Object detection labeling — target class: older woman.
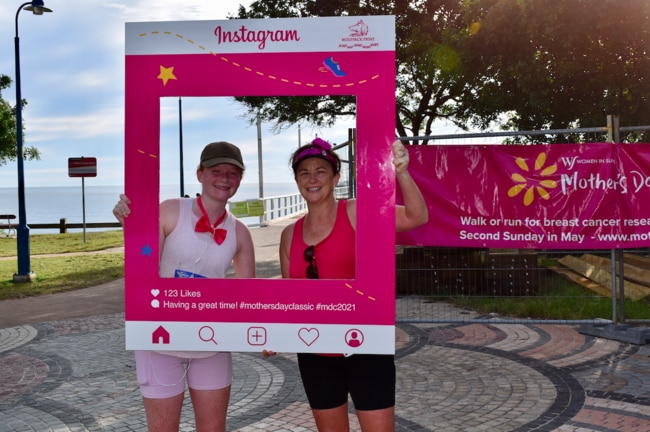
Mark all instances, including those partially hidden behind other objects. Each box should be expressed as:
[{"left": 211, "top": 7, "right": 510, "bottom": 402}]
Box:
[{"left": 279, "top": 137, "right": 428, "bottom": 432}]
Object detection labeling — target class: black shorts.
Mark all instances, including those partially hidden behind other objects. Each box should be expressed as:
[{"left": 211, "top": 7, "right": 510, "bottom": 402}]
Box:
[{"left": 297, "top": 353, "right": 396, "bottom": 410}]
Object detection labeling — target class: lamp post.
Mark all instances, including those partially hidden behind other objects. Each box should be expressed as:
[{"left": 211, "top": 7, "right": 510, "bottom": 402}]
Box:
[
  {"left": 13, "top": 0, "right": 53, "bottom": 283},
  {"left": 179, "top": 97, "right": 185, "bottom": 197}
]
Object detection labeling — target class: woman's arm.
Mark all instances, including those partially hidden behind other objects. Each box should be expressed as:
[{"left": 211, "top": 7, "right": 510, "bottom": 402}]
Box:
[
  {"left": 392, "top": 140, "right": 429, "bottom": 232},
  {"left": 158, "top": 199, "right": 180, "bottom": 262},
  {"left": 279, "top": 224, "right": 294, "bottom": 279},
  {"left": 114, "top": 195, "right": 181, "bottom": 262},
  {"left": 112, "top": 194, "right": 131, "bottom": 225},
  {"left": 232, "top": 220, "right": 256, "bottom": 278}
]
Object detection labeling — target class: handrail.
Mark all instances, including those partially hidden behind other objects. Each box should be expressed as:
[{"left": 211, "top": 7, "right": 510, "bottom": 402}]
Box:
[
  {"left": 0, "top": 192, "right": 315, "bottom": 234},
  {"left": 258, "top": 192, "right": 307, "bottom": 227},
  {"left": 246, "top": 187, "right": 350, "bottom": 228}
]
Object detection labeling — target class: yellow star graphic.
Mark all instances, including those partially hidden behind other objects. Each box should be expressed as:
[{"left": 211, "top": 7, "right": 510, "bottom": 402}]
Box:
[{"left": 157, "top": 65, "right": 177, "bottom": 86}]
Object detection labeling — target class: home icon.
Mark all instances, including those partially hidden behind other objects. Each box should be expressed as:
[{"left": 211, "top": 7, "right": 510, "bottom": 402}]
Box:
[{"left": 152, "top": 326, "right": 171, "bottom": 344}]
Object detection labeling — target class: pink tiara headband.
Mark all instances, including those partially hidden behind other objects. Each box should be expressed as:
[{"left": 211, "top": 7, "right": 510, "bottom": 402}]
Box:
[{"left": 291, "top": 138, "right": 341, "bottom": 173}]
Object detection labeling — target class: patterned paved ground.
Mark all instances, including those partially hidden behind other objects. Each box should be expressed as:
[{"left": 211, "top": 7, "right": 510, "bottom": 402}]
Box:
[{"left": 2, "top": 299, "right": 650, "bottom": 431}]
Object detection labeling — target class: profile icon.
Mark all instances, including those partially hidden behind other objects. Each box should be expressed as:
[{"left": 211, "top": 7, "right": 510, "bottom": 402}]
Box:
[{"left": 345, "top": 329, "right": 364, "bottom": 348}]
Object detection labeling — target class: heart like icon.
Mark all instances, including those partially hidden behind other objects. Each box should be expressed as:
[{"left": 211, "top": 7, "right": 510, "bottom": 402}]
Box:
[
  {"left": 151, "top": 289, "right": 160, "bottom": 297},
  {"left": 298, "top": 328, "right": 320, "bottom": 346}
]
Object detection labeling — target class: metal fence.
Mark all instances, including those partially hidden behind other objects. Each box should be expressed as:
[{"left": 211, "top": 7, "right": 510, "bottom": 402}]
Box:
[
  {"left": 240, "top": 121, "right": 650, "bottom": 326},
  {"left": 393, "top": 246, "right": 646, "bottom": 325},
  {"left": 396, "top": 117, "right": 650, "bottom": 325},
  {"left": 241, "top": 129, "right": 356, "bottom": 228}
]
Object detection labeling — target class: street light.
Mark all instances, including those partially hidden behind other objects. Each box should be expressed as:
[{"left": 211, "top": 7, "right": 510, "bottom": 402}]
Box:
[{"left": 13, "top": 0, "right": 53, "bottom": 283}]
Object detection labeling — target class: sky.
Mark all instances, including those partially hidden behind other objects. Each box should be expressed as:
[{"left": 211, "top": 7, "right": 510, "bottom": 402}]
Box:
[
  {"left": 0, "top": 0, "right": 464, "bottom": 190},
  {"left": 0, "top": 0, "right": 362, "bottom": 189}
]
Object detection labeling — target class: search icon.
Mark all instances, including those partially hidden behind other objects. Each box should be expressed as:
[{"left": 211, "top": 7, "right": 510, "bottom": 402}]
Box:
[{"left": 198, "top": 326, "right": 218, "bottom": 345}]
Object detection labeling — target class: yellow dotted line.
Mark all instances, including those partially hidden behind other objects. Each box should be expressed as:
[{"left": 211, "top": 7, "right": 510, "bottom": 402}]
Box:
[
  {"left": 137, "top": 32, "right": 383, "bottom": 302},
  {"left": 138, "top": 31, "right": 380, "bottom": 88},
  {"left": 137, "top": 149, "right": 157, "bottom": 158},
  {"left": 345, "top": 283, "right": 376, "bottom": 301}
]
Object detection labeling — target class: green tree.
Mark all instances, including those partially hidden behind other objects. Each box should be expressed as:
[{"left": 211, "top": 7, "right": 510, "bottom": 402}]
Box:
[
  {"left": 232, "top": 0, "right": 650, "bottom": 142},
  {"left": 458, "top": 0, "right": 650, "bottom": 142},
  {"left": 233, "top": 0, "right": 471, "bottom": 142},
  {"left": 0, "top": 73, "right": 39, "bottom": 166}
]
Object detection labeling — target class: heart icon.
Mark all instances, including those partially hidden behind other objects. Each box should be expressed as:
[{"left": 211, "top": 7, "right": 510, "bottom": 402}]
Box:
[
  {"left": 151, "top": 289, "right": 160, "bottom": 297},
  {"left": 298, "top": 328, "right": 319, "bottom": 346},
  {"left": 151, "top": 299, "right": 160, "bottom": 308}
]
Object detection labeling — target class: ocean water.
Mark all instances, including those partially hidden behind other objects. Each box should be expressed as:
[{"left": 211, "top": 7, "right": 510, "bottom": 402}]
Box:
[{"left": 0, "top": 183, "right": 297, "bottom": 233}]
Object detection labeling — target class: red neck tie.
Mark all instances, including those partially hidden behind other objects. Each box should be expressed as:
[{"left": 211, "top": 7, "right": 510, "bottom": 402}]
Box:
[{"left": 194, "top": 196, "right": 227, "bottom": 245}]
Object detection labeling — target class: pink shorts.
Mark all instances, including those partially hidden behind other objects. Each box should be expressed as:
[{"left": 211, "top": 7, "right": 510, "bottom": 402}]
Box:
[{"left": 135, "top": 350, "right": 232, "bottom": 398}]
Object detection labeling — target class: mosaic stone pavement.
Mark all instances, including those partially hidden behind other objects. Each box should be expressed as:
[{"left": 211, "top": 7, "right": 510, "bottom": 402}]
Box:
[{"left": 2, "top": 302, "right": 650, "bottom": 431}]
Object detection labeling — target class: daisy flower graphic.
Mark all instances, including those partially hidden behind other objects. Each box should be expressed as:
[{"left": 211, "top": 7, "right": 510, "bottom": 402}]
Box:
[{"left": 507, "top": 152, "right": 558, "bottom": 206}]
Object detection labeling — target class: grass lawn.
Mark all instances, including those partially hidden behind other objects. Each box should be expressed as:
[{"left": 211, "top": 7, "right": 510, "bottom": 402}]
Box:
[
  {"left": 1, "top": 230, "right": 648, "bottom": 321},
  {"left": 0, "top": 230, "right": 124, "bottom": 300},
  {"left": 0, "top": 230, "right": 123, "bottom": 257}
]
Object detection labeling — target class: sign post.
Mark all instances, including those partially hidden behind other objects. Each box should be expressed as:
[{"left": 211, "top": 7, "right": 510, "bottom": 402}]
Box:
[{"left": 68, "top": 157, "right": 97, "bottom": 242}]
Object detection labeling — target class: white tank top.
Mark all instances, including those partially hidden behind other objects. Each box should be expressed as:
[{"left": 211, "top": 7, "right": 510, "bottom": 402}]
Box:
[
  {"left": 159, "top": 198, "right": 237, "bottom": 279},
  {"left": 156, "top": 197, "right": 238, "bottom": 358}
]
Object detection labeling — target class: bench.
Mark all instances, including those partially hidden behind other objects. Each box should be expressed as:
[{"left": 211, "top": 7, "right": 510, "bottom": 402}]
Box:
[{"left": 0, "top": 214, "right": 16, "bottom": 237}]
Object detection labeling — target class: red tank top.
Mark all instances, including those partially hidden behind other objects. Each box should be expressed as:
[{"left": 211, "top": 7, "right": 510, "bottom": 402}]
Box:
[{"left": 289, "top": 200, "right": 356, "bottom": 279}]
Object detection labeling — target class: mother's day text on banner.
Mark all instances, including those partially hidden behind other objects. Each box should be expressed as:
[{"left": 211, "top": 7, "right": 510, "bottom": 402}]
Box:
[
  {"left": 397, "top": 143, "right": 650, "bottom": 249},
  {"left": 124, "top": 17, "right": 396, "bottom": 354}
]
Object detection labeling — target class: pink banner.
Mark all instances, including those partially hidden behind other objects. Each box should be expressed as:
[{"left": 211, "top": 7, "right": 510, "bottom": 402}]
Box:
[{"left": 397, "top": 143, "right": 650, "bottom": 249}]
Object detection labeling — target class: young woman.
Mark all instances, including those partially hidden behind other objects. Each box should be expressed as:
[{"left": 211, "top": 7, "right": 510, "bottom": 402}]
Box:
[
  {"left": 113, "top": 141, "right": 255, "bottom": 432},
  {"left": 278, "top": 137, "right": 428, "bottom": 432}
]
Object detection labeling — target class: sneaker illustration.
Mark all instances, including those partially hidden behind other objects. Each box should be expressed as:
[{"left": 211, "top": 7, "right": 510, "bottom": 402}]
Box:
[{"left": 323, "top": 56, "right": 347, "bottom": 77}]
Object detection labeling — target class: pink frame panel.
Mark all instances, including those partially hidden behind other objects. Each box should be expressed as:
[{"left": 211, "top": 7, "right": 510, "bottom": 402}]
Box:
[{"left": 124, "top": 17, "right": 396, "bottom": 354}]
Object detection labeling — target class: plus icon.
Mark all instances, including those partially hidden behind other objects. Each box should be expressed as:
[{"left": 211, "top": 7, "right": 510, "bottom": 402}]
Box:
[{"left": 247, "top": 327, "right": 267, "bottom": 346}]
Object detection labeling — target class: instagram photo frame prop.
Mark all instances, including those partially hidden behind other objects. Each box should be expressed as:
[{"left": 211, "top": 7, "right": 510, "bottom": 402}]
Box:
[{"left": 124, "top": 16, "right": 396, "bottom": 354}]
